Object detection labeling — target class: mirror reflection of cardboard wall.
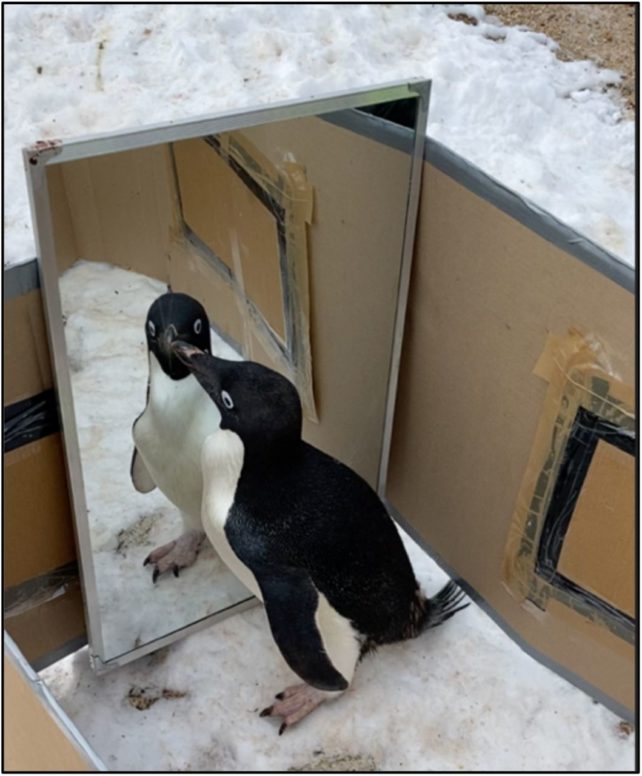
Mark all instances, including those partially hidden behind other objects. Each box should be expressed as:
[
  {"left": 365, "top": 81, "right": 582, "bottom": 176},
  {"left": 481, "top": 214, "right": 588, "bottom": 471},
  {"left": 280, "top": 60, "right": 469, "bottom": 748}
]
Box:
[
  {"left": 46, "top": 115, "right": 411, "bottom": 486},
  {"left": 387, "top": 158, "right": 635, "bottom": 717}
]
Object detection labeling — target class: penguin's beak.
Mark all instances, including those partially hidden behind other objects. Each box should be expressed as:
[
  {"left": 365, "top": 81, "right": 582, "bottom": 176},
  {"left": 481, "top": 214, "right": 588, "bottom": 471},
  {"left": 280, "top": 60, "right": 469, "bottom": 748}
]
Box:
[
  {"left": 172, "top": 341, "right": 221, "bottom": 393},
  {"left": 159, "top": 324, "right": 178, "bottom": 359}
]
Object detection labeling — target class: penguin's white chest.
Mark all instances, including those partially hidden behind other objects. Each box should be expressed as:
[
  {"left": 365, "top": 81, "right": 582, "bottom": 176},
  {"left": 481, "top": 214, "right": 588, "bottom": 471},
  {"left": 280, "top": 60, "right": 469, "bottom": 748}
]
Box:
[
  {"left": 133, "top": 354, "right": 221, "bottom": 521},
  {"left": 200, "top": 429, "right": 261, "bottom": 598}
]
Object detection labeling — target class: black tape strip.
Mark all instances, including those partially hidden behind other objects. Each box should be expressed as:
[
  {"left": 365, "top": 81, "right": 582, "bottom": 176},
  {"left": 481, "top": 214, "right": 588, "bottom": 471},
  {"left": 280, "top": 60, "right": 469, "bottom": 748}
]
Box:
[
  {"left": 534, "top": 406, "right": 635, "bottom": 635},
  {"left": 386, "top": 503, "right": 634, "bottom": 724},
  {"left": 4, "top": 388, "right": 60, "bottom": 453}
]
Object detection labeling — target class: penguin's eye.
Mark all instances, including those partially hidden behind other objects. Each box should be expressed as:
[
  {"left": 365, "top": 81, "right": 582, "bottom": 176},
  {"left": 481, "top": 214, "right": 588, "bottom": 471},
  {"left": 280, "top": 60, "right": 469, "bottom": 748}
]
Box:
[
  {"left": 193, "top": 319, "right": 202, "bottom": 335},
  {"left": 147, "top": 321, "right": 156, "bottom": 337},
  {"left": 221, "top": 390, "right": 234, "bottom": 410}
]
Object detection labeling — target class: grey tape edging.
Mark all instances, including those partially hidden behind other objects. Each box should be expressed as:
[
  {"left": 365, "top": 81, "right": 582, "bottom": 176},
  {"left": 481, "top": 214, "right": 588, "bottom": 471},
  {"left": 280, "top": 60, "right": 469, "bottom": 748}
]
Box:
[
  {"left": 323, "top": 108, "right": 634, "bottom": 293},
  {"left": 387, "top": 503, "right": 634, "bottom": 724},
  {"left": 425, "top": 135, "right": 635, "bottom": 293},
  {"left": 4, "top": 257, "right": 40, "bottom": 300}
]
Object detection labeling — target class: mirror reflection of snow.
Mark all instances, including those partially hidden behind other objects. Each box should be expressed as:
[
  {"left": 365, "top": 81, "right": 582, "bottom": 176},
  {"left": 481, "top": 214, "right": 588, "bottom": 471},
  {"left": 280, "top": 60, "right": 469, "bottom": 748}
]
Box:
[{"left": 59, "top": 259, "right": 251, "bottom": 661}]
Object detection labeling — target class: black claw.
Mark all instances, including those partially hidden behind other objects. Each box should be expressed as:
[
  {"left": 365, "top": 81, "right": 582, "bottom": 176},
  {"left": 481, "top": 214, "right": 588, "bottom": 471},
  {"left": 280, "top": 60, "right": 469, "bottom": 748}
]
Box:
[
  {"left": 275, "top": 692, "right": 284, "bottom": 700},
  {"left": 278, "top": 722, "right": 287, "bottom": 736},
  {"left": 143, "top": 555, "right": 151, "bottom": 567},
  {"left": 152, "top": 568, "right": 159, "bottom": 584},
  {"left": 173, "top": 566, "right": 180, "bottom": 578},
  {"left": 259, "top": 706, "right": 273, "bottom": 717}
]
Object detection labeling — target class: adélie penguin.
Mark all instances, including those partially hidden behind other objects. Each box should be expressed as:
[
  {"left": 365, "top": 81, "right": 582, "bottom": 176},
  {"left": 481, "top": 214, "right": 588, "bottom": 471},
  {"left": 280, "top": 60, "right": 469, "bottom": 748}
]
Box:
[
  {"left": 172, "top": 340, "right": 469, "bottom": 733},
  {"left": 131, "top": 293, "right": 222, "bottom": 582}
]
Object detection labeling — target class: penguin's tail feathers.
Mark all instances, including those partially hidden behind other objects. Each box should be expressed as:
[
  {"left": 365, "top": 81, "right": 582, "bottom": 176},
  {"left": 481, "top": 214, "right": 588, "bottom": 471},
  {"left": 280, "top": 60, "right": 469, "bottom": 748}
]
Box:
[{"left": 423, "top": 580, "right": 469, "bottom": 630}]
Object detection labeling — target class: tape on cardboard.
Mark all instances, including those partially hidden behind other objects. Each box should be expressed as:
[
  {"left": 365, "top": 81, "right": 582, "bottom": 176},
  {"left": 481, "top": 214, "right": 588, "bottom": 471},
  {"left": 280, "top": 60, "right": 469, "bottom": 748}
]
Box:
[
  {"left": 502, "top": 328, "right": 635, "bottom": 643},
  {"left": 4, "top": 389, "right": 60, "bottom": 452},
  {"left": 174, "top": 132, "right": 317, "bottom": 420}
]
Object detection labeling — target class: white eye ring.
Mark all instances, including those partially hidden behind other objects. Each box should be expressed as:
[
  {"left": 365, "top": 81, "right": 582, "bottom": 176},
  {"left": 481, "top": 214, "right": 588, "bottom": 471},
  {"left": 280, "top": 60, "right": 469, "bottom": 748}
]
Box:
[
  {"left": 147, "top": 320, "right": 156, "bottom": 337},
  {"left": 221, "top": 390, "right": 234, "bottom": 410},
  {"left": 193, "top": 319, "right": 202, "bottom": 334}
]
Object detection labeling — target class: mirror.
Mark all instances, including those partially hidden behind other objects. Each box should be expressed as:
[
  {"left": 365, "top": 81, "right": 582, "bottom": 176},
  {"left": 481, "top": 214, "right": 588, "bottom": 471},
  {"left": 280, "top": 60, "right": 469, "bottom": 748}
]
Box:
[{"left": 26, "top": 82, "right": 430, "bottom": 670}]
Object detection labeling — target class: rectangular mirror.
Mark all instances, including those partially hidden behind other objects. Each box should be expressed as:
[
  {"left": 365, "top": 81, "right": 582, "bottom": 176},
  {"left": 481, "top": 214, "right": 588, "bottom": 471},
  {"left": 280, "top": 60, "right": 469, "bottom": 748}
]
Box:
[{"left": 24, "top": 81, "right": 430, "bottom": 670}]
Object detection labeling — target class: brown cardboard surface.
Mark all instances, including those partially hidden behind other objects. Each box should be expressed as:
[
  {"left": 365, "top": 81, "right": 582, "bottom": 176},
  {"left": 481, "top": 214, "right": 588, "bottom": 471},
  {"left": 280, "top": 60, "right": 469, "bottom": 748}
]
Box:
[
  {"left": 558, "top": 440, "right": 635, "bottom": 618},
  {"left": 4, "top": 579, "right": 86, "bottom": 668},
  {"left": 3, "top": 290, "right": 53, "bottom": 406},
  {"left": 243, "top": 117, "right": 410, "bottom": 485},
  {"left": 387, "top": 161, "right": 635, "bottom": 712},
  {"left": 52, "top": 144, "right": 178, "bottom": 282},
  {"left": 3, "top": 654, "right": 92, "bottom": 771},
  {"left": 4, "top": 435, "right": 76, "bottom": 589},
  {"left": 173, "top": 138, "right": 286, "bottom": 340}
]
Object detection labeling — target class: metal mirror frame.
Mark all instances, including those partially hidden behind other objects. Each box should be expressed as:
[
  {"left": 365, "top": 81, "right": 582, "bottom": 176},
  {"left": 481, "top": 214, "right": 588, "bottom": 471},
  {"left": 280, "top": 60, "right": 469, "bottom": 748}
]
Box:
[{"left": 23, "top": 79, "right": 430, "bottom": 671}]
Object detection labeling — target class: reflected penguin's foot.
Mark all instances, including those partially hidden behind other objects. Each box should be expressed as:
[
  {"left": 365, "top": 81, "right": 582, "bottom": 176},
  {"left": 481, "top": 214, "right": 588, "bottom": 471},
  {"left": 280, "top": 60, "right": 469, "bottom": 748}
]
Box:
[
  {"left": 259, "top": 683, "right": 338, "bottom": 734},
  {"left": 143, "top": 529, "right": 206, "bottom": 583}
]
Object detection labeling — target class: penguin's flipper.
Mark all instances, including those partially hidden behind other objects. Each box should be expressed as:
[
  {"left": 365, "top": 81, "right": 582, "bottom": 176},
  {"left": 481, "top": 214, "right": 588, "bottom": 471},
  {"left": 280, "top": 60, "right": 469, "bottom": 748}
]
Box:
[
  {"left": 130, "top": 447, "right": 156, "bottom": 493},
  {"left": 254, "top": 565, "right": 349, "bottom": 693}
]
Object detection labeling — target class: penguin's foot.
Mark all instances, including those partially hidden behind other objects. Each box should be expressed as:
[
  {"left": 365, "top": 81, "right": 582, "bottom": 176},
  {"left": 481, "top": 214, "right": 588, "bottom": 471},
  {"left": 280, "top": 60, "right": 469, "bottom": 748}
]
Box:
[
  {"left": 259, "top": 683, "right": 337, "bottom": 734},
  {"left": 143, "top": 529, "right": 205, "bottom": 583}
]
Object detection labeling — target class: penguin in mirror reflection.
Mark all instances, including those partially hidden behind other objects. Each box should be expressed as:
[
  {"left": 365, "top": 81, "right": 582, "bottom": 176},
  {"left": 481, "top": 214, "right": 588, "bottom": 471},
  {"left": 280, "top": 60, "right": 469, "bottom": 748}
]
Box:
[
  {"left": 172, "top": 338, "right": 468, "bottom": 734},
  {"left": 131, "top": 293, "right": 221, "bottom": 581}
]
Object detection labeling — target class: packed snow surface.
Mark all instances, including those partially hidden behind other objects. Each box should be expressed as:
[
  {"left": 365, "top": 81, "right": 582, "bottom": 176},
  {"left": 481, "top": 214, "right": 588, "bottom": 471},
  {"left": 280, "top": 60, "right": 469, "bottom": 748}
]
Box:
[{"left": 4, "top": 4, "right": 635, "bottom": 266}]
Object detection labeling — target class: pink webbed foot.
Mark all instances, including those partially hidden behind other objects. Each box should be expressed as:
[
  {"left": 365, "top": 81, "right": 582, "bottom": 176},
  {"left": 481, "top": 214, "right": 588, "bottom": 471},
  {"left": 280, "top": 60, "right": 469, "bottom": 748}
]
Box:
[
  {"left": 143, "top": 529, "right": 205, "bottom": 583},
  {"left": 260, "top": 683, "right": 339, "bottom": 734}
]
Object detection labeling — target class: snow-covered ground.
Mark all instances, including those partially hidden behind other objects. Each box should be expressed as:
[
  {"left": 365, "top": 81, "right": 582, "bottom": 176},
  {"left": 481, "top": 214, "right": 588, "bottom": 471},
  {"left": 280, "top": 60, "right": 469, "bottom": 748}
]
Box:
[
  {"left": 4, "top": 4, "right": 635, "bottom": 268},
  {"left": 41, "top": 524, "right": 634, "bottom": 771},
  {"left": 59, "top": 261, "right": 251, "bottom": 662},
  {"left": 5, "top": 4, "right": 636, "bottom": 770}
]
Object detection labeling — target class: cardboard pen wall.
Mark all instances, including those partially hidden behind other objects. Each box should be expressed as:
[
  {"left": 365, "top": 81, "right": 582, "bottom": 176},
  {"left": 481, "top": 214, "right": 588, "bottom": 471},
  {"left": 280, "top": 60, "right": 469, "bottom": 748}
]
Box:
[{"left": 3, "top": 112, "right": 635, "bottom": 770}]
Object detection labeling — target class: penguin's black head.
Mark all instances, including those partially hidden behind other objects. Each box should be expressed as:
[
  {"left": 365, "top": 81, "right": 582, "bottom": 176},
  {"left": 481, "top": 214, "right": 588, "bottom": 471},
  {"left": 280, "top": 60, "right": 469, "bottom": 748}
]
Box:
[
  {"left": 145, "top": 293, "right": 210, "bottom": 380},
  {"left": 173, "top": 342, "right": 302, "bottom": 454}
]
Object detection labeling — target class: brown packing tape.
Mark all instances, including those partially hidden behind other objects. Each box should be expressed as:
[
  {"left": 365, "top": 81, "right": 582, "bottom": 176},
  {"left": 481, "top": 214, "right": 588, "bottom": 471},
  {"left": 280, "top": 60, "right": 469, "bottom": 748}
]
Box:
[{"left": 502, "top": 328, "right": 635, "bottom": 642}]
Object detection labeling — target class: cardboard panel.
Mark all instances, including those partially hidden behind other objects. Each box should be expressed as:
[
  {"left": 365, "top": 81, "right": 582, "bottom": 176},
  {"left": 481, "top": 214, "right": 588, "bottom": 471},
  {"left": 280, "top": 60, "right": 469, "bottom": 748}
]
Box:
[
  {"left": 3, "top": 654, "right": 93, "bottom": 771},
  {"left": 54, "top": 144, "right": 178, "bottom": 282},
  {"left": 173, "top": 139, "right": 286, "bottom": 340},
  {"left": 558, "top": 440, "right": 635, "bottom": 617},
  {"left": 47, "top": 164, "right": 78, "bottom": 274},
  {"left": 243, "top": 117, "right": 410, "bottom": 485},
  {"left": 4, "top": 435, "right": 76, "bottom": 589},
  {"left": 3, "top": 290, "right": 53, "bottom": 406},
  {"left": 4, "top": 580, "right": 86, "bottom": 669},
  {"left": 387, "top": 161, "right": 635, "bottom": 712}
]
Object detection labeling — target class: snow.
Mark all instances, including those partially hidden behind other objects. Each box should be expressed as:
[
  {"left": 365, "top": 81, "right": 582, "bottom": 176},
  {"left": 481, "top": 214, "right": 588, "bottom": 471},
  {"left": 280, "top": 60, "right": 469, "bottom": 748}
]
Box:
[
  {"left": 41, "top": 505, "right": 634, "bottom": 771},
  {"left": 4, "top": 4, "right": 635, "bottom": 267},
  {"left": 41, "top": 259, "right": 635, "bottom": 768}
]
